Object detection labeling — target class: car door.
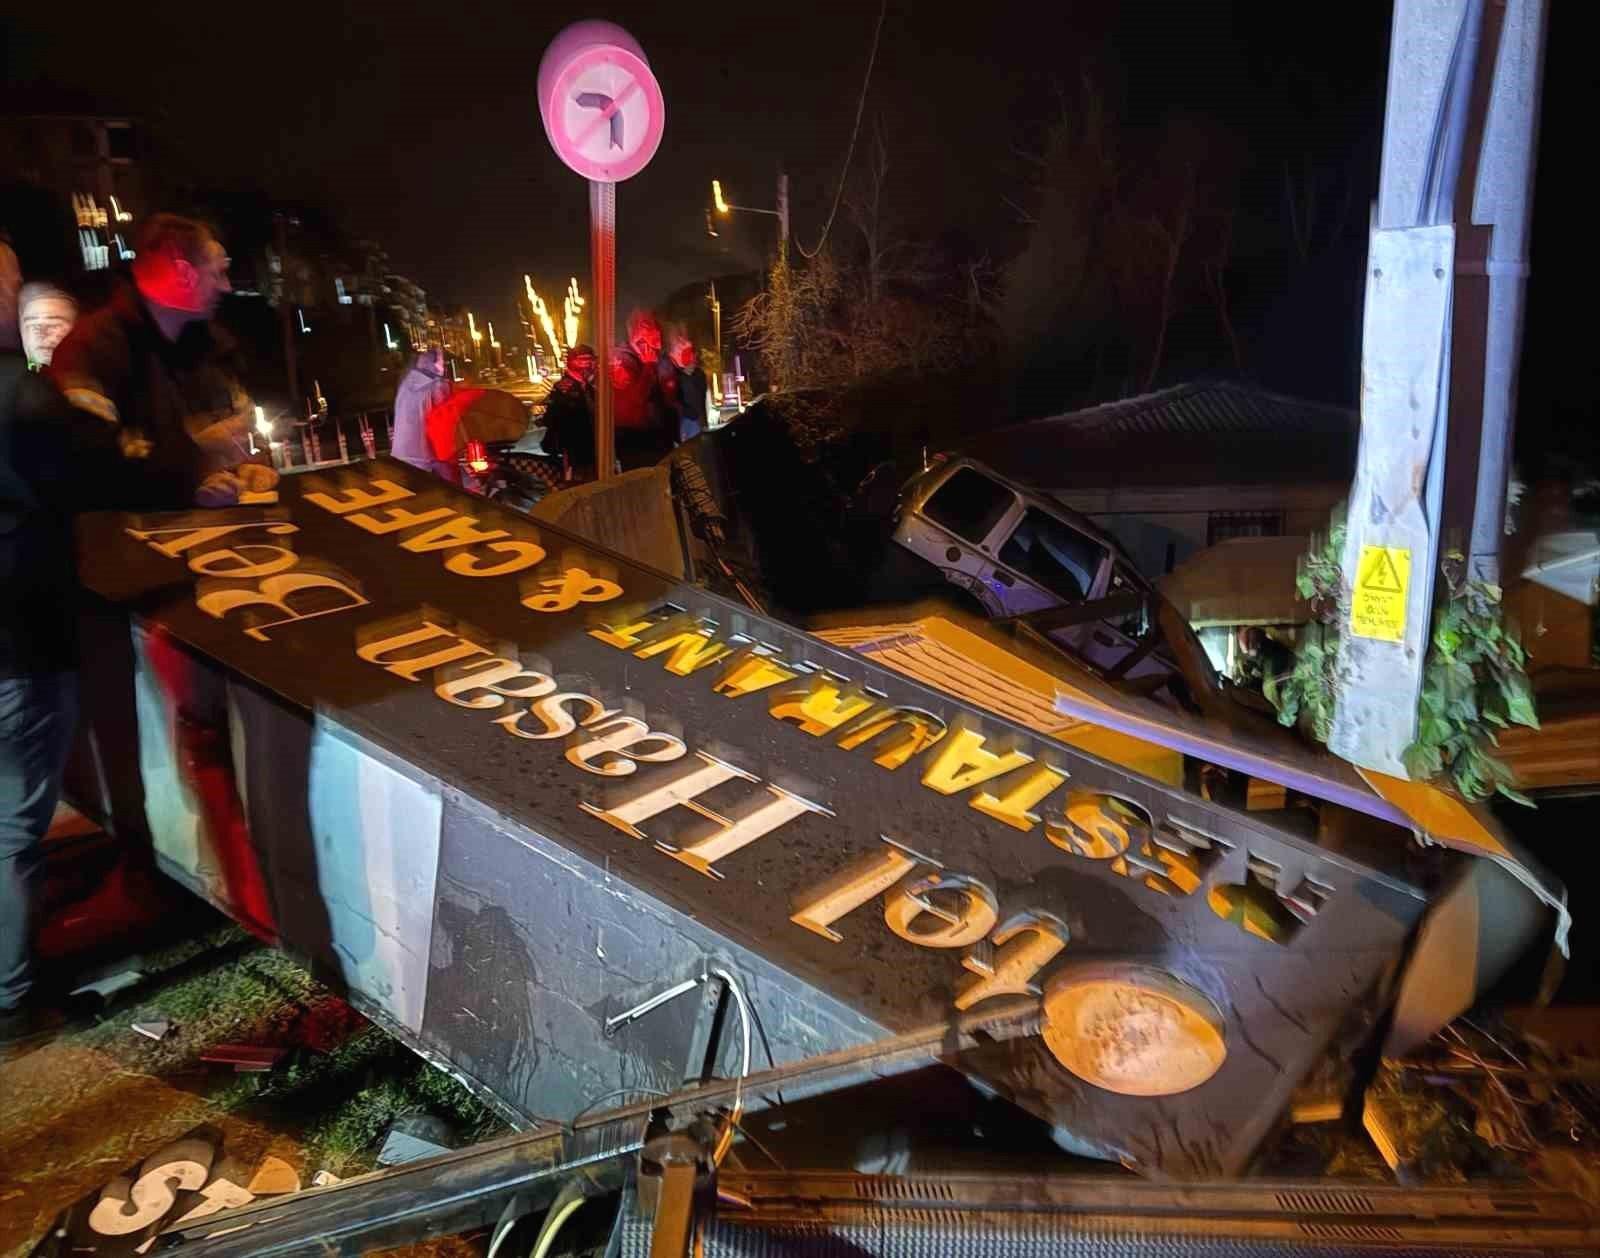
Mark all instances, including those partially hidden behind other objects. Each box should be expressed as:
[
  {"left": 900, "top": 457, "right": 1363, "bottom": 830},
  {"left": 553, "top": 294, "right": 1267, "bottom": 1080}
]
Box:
[
  {"left": 897, "top": 464, "right": 1025, "bottom": 612},
  {"left": 992, "top": 504, "right": 1110, "bottom": 618}
]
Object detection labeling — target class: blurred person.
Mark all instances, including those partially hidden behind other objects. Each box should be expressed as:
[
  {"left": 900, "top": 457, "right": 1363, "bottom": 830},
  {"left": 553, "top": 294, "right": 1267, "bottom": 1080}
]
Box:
[
  {"left": 18, "top": 282, "right": 78, "bottom": 369},
  {"left": 541, "top": 344, "right": 597, "bottom": 480},
  {"left": 1, "top": 243, "right": 235, "bottom": 1052},
  {"left": 670, "top": 334, "right": 709, "bottom": 443},
  {"left": 391, "top": 346, "right": 452, "bottom": 475},
  {"left": 0, "top": 241, "right": 18, "bottom": 345},
  {"left": 612, "top": 309, "right": 674, "bottom": 466},
  {"left": 50, "top": 213, "right": 271, "bottom": 500}
]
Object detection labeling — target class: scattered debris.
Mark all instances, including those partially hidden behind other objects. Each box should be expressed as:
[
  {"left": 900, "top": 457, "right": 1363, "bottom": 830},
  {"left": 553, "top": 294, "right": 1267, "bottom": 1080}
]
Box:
[
  {"left": 246, "top": 1155, "right": 302, "bottom": 1196},
  {"left": 131, "top": 1018, "right": 172, "bottom": 1042},
  {"left": 199, "top": 1043, "right": 287, "bottom": 1072},
  {"left": 72, "top": 969, "right": 143, "bottom": 1000},
  {"left": 376, "top": 1113, "right": 460, "bottom": 1167},
  {"left": 310, "top": 1170, "right": 343, "bottom": 1188}
]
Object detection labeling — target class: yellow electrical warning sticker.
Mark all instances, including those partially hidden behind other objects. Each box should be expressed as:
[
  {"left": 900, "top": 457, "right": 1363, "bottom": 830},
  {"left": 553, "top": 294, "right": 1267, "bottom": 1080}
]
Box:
[{"left": 1350, "top": 545, "right": 1410, "bottom": 642}]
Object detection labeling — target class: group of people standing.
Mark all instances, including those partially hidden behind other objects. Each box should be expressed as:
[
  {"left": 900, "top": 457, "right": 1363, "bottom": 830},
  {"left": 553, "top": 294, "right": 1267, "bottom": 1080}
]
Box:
[
  {"left": 2, "top": 211, "right": 274, "bottom": 1053},
  {"left": 388, "top": 308, "right": 708, "bottom": 490},
  {"left": 540, "top": 310, "right": 712, "bottom": 478}
]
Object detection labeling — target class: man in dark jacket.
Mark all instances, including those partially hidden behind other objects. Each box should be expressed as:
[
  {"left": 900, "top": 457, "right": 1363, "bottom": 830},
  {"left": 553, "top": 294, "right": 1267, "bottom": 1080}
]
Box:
[
  {"left": 51, "top": 215, "right": 255, "bottom": 477},
  {"left": 1, "top": 239, "right": 231, "bottom": 1052},
  {"left": 541, "top": 344, "right": 597, "bottom": 480},
  {"left": 670, "top": 334, "right": 710, "bottom": 443}
]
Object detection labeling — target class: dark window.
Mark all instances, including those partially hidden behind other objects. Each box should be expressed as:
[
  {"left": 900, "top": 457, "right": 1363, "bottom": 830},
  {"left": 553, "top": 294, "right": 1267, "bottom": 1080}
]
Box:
[
  {"left": 1106, "top": 564, "right": 1150, "bottom": 637},
  {"left": 106, "top": 123, "right": 137, "bottom": 161},
  {"left": 1208, "top": 510, "right": 1283, "bottom": 546},
  {"left": 922, "top": 467, "right": 1014, "bottom": 544},
  {"left": 999, "top": 507, "right": 1108, "bottom": 602}
]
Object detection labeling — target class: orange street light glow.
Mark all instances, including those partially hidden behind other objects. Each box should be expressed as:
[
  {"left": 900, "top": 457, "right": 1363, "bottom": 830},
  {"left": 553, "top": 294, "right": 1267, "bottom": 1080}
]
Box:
[{"left": 712, "top": 179, "right": 730, "bottom": 215}]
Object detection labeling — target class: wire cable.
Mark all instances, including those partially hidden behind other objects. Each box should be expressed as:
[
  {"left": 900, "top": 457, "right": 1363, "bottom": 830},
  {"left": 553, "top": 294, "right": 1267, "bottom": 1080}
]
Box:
[
  {"left": 530, "top": 1187, "right": 586, "bottom": 1258},
  {"left": 569, "top": 1086, "right": 670, "bottom": 1124},
  {"left": 795, "top": 0, "right": 889, "bottom": 259},
  {"left": 708, "top": 966, "right": 752, "bottom": 1167}
]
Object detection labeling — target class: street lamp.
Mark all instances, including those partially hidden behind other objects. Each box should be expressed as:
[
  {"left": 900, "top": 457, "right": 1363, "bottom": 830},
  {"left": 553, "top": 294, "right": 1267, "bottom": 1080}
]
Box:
[{"left": 708, "top": 176, "right": 789, "bottom": 255}]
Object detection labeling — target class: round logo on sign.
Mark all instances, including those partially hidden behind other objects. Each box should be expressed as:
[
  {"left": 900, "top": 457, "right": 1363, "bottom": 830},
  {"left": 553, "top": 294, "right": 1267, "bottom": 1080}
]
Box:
[
  {"left": 1041, "top": 963, "right": 1226, "bottom": 1097},
  {"left": 541, "top": 42, "right": 665, "bottom": 183}
]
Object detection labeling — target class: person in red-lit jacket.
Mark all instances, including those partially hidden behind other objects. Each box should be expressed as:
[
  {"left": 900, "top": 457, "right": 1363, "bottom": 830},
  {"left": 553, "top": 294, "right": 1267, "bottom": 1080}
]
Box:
[{"left": 610, "top": 310, "right": 675, "bottom": 467}]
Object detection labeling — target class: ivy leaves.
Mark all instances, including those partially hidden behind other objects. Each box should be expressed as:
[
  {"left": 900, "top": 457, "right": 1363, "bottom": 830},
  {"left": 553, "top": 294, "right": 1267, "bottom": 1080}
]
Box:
[
  {"left": 1263, "top": 530, "right": 1541, "bottom": 807},
  {"left": 1403, "top": 563, "right": 1539, "bottom": 806},
  {"left": 1264, "top": 525, "right": 1346, "bottom": 744}
]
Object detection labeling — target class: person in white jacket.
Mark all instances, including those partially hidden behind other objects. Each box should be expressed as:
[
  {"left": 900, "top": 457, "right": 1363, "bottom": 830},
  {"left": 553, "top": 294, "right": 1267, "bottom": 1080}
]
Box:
[{"left": 390, "top": 347, "right": 451, "bottom": 473}]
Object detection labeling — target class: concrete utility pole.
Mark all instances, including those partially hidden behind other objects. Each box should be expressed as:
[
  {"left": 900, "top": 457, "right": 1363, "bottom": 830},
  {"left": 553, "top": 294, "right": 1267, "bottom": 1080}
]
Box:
[
  {"left": 1330, "top": 0, "right": 1548, "bottom": 777},
  {"left": 776, "top": 170, "right": 790, "bottom": 258}
]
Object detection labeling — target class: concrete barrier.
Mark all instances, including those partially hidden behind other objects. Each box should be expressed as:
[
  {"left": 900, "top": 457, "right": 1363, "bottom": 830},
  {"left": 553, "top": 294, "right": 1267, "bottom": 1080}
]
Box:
[{"left": 530, "top": 465, "right": 684, "bottom": 579}]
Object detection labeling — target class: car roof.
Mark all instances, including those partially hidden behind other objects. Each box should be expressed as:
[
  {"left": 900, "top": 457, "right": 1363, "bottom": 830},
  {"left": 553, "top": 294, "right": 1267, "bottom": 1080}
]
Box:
[{"left": 917, "top": 456, "right": 1156, "bottom": 589}]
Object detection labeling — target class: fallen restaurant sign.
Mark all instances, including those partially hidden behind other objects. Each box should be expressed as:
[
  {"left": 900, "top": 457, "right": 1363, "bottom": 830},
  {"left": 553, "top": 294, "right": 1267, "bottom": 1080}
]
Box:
[{"left": 73, "top": 459, "right": 1450, "bottom": 1177}]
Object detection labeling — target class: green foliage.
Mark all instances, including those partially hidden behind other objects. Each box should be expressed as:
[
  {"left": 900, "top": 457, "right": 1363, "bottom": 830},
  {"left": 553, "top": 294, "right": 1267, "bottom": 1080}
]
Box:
[
  {"left": 1402, "top": 551, "right": 1540, "bottom": 805},
  {"left": 1263, "top": 621, "right": 1340, "bottom": 744},
  {"left": 1263, "top": 527, "right": 1539, "bottom": 806},
  {"left": 1263, "top": 523, "right": 1345, "bottom": 742}
]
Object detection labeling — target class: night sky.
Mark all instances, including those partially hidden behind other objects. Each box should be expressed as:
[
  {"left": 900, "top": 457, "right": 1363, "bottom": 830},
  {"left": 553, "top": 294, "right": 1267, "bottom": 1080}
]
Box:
[
  {"left": 4, "top": 0, "right": 1591, "bottom": 449},
  {"left": 4, "top": 3, "right": 1389, "bottom": 314}
]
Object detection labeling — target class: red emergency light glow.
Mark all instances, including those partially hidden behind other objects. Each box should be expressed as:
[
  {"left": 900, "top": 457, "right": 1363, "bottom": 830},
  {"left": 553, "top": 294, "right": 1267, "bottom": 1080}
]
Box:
[{"left": 465, "top": 440, "right": 490, "bottom": 475}]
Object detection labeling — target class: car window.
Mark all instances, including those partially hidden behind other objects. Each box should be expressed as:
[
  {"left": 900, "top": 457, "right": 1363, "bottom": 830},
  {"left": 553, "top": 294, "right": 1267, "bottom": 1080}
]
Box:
[
  {"left": 998, "top": 507, "right": 1108, "bottom": 602},
  {"left": 922, "top": 467, "right": 1015, "bottom": 544},
  {"left": 1106, "top": 564, "right": 1149, "bottom": 636}
]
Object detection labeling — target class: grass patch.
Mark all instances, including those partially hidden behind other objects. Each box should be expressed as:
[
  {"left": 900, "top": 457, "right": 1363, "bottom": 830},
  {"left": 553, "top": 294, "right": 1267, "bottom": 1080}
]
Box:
[{"left": 62, "top": 930, "right": 506, "bottom": 1177}]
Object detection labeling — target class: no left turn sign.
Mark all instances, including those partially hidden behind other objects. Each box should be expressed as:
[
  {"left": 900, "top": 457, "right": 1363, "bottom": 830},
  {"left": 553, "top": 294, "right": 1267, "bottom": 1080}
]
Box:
[{"left": 540, "top": 40, "right": 665, "bottom": 183}]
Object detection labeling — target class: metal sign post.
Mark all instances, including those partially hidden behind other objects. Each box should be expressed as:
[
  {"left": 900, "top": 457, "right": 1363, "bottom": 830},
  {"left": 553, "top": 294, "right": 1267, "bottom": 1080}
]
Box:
[
  {"left": 591, "top": 179, "right": 616, "bottom": 478},
  {"left": 538, "top": 20, "right": 666, "bottom": 484}
]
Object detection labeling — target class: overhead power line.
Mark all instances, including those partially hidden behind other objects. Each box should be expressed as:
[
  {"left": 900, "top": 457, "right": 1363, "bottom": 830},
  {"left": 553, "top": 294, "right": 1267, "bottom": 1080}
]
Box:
[{"left": 795, "top": 0, "right": 889, "bottom": 260}]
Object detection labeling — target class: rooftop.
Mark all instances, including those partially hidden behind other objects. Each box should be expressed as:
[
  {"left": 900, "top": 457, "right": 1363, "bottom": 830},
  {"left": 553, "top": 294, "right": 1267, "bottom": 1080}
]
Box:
[{"left": 967, "top": 380, "right": 1360, "bottom": 491}]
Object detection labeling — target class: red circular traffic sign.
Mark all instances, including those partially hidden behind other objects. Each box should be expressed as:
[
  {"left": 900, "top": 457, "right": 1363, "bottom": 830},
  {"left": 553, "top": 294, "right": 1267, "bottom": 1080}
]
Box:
[{"left": 540, "top": 40, "right": 665, "bottom": 183}]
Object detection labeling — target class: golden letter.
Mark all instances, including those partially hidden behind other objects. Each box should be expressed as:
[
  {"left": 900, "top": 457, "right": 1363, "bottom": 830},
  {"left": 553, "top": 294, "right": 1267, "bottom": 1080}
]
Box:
[
  {"left": 496, "top": 692, "right": 609, "bottom": 740},
  {"left": 565, "top": 714, "right": 688, "bottom": 776},
  {"left": 769, "top": 679, "right": 877, "bottom": 737},
  {"left": 582, "top": 752, "right": 829, "bottom": 879},
  {"left": 969, "top": 763, "right": 1068, "bottom": 832},
  {"left": 355, "top": 622, "right": 490, "bottom": 681},
  {"left": 1141, "top": 844, "right": 1203, "bottom": 896},
  {"left": 398, "top": 515, "right": 510, "bottom": 553},
  {"left": 711, "top": 648, "right": 800, "bottom": 699},
  {"left": 303, "top": 478, "right": 413, "bottom": 515},
  {"left": 590, "top": 608, "right": 672, "bottom": 649},
  {"left": 836, "top": 706, "right": 948, "bottom": 769},
  {"left": 344, "top": 506, "right": 456, "bottom": 536},
  {"left": 919, "top": 727, "right": 1032, "bottom": 795},
  {"left": 954, "top": 912, "right": 1070, "bottom": 1009},
  {"left": 634, "top": 626, "right": 736, "bottom": 676},
  {"left": 584, "top": 753, "right": 751, "bottom": 837},
  {"left": 127, "top": 519, "right": 297, "bottom": 559},
  {"left": 444, "top": 540, "right": 547, "bottom": 577},
  {"left": 1044, "top": 791, "right": 1142, "bottom": 860},
  {"left": 434, "top": 658, "right": 557, "bottom": 709},
  {"left": 187, "top": 544, "right": 300, "bottom": 580},
  {"left": 197, "top": 572, "right": 368, "bottom": 641},
  {"left": 883, "top": 873, "right": 998, "bottom": 949},
  {"left": 790, "top": 842, "right": 922, "bottom": 943},
  {"left": 522, "top": 568, "right": 624, "bottom": 613}
]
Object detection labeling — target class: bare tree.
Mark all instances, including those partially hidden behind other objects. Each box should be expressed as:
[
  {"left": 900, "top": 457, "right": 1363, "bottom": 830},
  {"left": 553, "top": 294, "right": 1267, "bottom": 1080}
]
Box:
[
  {"left": 1137, "top": 155, "right": 1196, "bottom": 392},
  {"left": 1203, "top": 211, "right": 1244, "bottom": 372},
  {"left": 845, "top": 120, "right": 905, "bottom": 306}
]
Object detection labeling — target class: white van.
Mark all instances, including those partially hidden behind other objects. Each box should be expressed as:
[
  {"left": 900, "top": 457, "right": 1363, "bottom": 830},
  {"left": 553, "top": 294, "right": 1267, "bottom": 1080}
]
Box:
[{"left": 892, "top": 456, "right": 1200, "bottom": 703}]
